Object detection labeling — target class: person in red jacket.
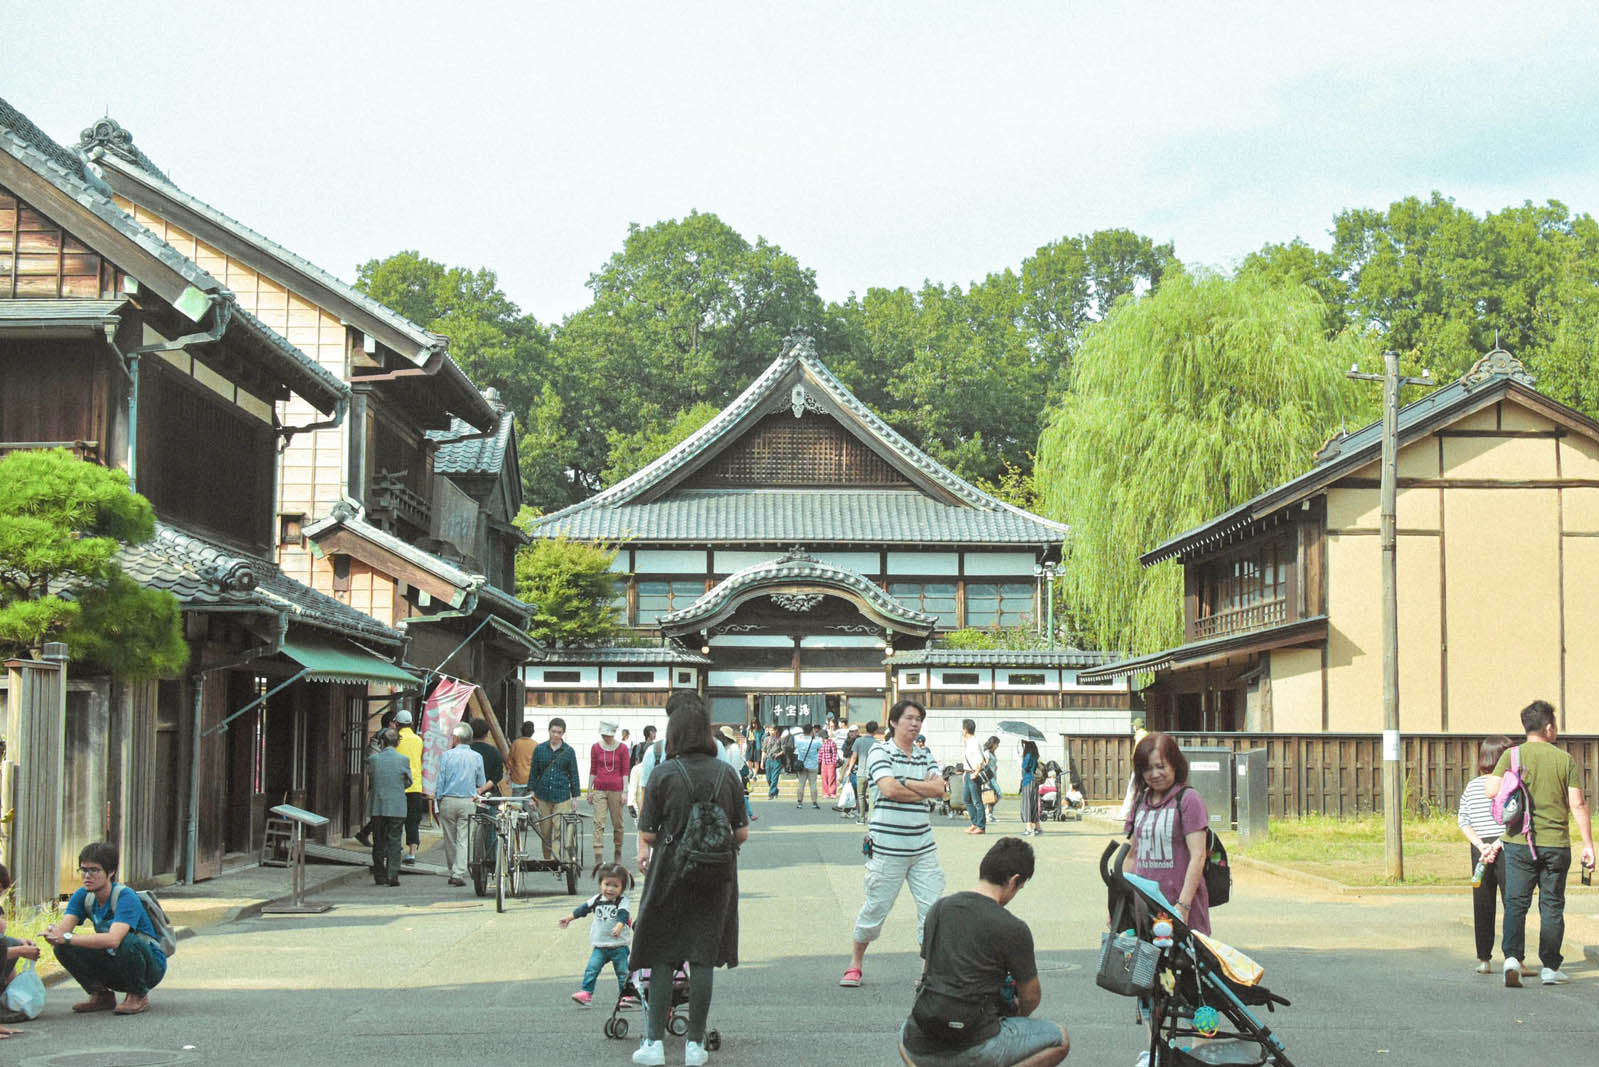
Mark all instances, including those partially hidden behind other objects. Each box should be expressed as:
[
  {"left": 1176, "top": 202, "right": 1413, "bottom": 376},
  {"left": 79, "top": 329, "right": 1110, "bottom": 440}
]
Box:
[{"left": 589, "top": 720, "right": 632, "bottom": 866}]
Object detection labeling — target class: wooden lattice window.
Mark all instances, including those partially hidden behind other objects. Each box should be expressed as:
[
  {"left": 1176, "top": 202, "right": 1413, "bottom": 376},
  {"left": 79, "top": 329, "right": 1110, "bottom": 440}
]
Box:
[
  {"left": 0, "top": 184, "right": 116, "bottom": 299},
  {"left": 686, "top": 412, "right": 911, "bottom": 487}
]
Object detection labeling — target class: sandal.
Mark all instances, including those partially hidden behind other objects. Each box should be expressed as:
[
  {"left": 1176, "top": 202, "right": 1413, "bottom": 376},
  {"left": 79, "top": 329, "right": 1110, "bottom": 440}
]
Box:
[{"left": 839, "top": 967, "right": 863, "bottom": 987}]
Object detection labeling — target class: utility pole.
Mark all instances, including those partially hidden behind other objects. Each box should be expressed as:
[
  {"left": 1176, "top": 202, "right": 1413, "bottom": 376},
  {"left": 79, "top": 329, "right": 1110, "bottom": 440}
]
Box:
[{"left": 1348, "top": 351, "right": 1432, "bottom": 881}]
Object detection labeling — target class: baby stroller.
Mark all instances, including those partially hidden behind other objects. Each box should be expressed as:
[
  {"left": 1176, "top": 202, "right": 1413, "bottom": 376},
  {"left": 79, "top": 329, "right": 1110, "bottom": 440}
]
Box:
[
  {"left": 939, "top": 765, "right": 967, "bottom": 818},
  {"left": 1098, "top": 842, "right": 1294, "bottom": 1066},
  {"left": 1038, "top": 761, "right": 1085, "bottom": 821},
  {"left": 603, "top": 964, "right": 721, "bottom": 1050}
]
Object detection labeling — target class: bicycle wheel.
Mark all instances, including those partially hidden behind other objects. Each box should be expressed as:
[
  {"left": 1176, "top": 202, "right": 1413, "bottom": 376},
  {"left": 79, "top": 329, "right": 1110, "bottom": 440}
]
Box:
[{"left": 495, "top": 835, "right": 508, "bottom": 913}]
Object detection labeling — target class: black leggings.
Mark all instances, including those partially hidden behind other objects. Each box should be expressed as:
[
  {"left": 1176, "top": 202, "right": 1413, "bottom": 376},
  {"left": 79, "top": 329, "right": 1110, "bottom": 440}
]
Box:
[
  {"left": 1470, "top": 842, "right": 1506, "bottom": 961},
  {"left": 646, "top": 962, "right": 714, "bottom": 1044}
]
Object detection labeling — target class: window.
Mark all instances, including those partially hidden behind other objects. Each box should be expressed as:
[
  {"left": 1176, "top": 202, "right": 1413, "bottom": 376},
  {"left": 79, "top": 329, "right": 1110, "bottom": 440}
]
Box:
[
  {"left": 637, "top": 581, "right": 699, "bottom": 623},
  {"left": 964, "top": 583, "right": 1034, "bottom": 629},
  {"left": 676, "top": 670, "right": 694, "bottom": 685},
  {"left": 940, "top": 672, "right": 981, "bottom": 686},
  {"left": 543, "top": 670, "right": 582, "bottom": 683},
  {"left": 1196, "top": 539, "right": 1292, "bottom": 636},
  {"left": 902, "top": 671, "right": 923, "bottom": 686},
  {"left": 1006, "top": 673, "right": 1046, "bottom": 686},
  {"left": 888, "top": 582, "right": 958, "bottom": 627},
  {"left": 615, "top": 670, "right": 657, "bottom": 684}
]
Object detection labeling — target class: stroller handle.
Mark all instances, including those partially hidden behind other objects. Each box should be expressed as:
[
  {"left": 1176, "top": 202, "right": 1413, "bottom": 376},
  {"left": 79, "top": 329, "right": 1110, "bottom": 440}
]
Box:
[{"left": 1099, "top": 840, "right": 1131, "bottom": 888}]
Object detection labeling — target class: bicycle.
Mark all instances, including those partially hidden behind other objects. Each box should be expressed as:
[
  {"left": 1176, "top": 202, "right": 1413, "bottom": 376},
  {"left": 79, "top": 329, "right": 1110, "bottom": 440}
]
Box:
[{"left": 467, "top": 795, "right": 533, "bottom": 912}]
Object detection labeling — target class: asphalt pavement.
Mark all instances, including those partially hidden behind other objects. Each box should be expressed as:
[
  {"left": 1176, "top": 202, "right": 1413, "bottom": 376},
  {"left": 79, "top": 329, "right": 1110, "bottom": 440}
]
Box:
[{"left": 6, "top": 796, "right": 1596, "bottom": 1067}]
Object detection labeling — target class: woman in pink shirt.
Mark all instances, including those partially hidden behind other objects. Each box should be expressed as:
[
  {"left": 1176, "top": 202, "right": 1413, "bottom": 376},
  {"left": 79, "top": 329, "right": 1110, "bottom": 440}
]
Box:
[
  {"left": 588, "top": 721, "right": 631, "bottom": 866},
  {"left": 818, "top": 730, "right": 840, "bottom": 798}
]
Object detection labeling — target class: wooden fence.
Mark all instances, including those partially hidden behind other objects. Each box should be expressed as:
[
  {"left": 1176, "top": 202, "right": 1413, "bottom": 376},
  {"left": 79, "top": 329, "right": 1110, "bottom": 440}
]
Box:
[{"left": 1066, "top": 732, "right": 1599, "bottom": 819}]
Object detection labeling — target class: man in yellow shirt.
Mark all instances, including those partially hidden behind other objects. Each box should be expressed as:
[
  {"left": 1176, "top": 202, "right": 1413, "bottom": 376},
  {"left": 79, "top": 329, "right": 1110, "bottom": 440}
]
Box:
[{"left": 394, "top": 710, "right": 425, "bottom": 866}]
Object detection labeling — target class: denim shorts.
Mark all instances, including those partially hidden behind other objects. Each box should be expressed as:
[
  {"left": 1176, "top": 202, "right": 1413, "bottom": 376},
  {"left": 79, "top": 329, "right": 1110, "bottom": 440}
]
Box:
[{"left": 900, "top": 1016, "right": 1067, "bottom": 1067}]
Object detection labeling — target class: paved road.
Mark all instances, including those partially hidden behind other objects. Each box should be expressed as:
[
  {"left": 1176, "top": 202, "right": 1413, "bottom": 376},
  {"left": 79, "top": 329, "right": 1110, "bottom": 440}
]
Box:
[{"left": 9, "top": 798, "right": 1597, "bottom": 1067}]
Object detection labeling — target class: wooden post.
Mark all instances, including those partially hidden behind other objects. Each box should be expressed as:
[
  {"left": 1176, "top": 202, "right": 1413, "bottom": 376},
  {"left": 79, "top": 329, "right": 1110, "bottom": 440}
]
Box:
[{"left": 3, "top": 648, "right": 69, "bottom": 910}]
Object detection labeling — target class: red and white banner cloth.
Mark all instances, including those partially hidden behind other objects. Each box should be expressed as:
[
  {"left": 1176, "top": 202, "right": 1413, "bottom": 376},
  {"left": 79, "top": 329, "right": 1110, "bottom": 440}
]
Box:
[{"left": 419, "top": 678, "right": 477, "bottom": 796}]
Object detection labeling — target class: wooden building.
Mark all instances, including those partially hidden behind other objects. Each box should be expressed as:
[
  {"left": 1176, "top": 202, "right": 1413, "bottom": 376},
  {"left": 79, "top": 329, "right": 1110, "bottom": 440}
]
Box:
[
  {"left": 1082, "top": 347, "right": 1599, "bottom": 737},
  {"left": 76, "top": 118, "right": 535, "bottom": 724},
  {"left": 525, "top": 336, "right": 1132, "bottom": 769},
  {"left": 0, "top": 98, "right": 419, "bottom": 886}
]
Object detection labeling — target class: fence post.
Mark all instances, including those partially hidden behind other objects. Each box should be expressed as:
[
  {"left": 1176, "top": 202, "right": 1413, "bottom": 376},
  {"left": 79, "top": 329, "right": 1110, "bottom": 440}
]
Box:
[{"left": 3, "top": 645, "right": 69, "bottom": 911}]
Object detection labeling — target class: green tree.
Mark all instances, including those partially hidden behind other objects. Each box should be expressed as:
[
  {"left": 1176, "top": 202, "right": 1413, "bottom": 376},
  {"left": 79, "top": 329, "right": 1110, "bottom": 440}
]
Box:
[
  {"left": 602, "top": 401, "right": 719, "bottom": 486},
  {"left": 514, "top": 537, "right": 621, "bottom": 647},
  {"left": 0, "top": 450, "right": 187, "bottom": 679},
  {"left": 549, "top": 212, "right": 825, "bottom": 496},
  {"left": 1036, "top": 272, "right": 1377, "bottom": 655},
  {"left": 354, "top": 250, "right": 552, "bottom": 482},
  {"left": 1246, "top": 195, "right": 1599, "bottom": 384}
]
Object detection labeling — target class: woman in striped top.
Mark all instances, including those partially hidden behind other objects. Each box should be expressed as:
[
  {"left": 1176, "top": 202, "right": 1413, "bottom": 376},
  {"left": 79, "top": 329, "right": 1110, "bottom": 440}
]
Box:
[{"left": 1458, "top": 734, "right": 1514, "bottom": 974}]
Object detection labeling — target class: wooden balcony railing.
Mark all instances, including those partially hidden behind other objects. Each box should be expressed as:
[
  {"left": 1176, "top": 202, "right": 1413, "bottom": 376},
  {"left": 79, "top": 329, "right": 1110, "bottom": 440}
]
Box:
[
  {"left": 1192, "top": 596, "right": 1287, "bottom": 639},
  {"left": 368, "top": 470, "right": 431, "bottom": 534}
]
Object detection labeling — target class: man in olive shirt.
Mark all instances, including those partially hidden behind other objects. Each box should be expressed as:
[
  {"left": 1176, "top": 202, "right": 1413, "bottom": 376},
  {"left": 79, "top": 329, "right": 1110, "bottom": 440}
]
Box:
[{"left": 1483, "top": 699, "right": 1595, "bottom": 986}]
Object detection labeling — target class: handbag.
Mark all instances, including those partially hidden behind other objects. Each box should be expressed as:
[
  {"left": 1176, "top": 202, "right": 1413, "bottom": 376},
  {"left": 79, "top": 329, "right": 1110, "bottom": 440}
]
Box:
[
  {"left": 911, "top": 983, "right": 991, "bottom": 1047},
  {"left": 980, "top": 787, "right": 999, "bottom": 806},
  {"left": 1096, "top": 929, "right": 1159, "bottom": 997},
  {"left": 1173, "top": 786, "right": 1231, "bottom": 908},
  {"left": 2, "top": 958, "right": 46, "bottom": 1019}
]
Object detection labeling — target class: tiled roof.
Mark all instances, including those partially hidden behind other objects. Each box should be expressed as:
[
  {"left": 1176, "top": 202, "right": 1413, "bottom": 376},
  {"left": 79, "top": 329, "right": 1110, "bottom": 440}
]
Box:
[
  {"left": 303, "top": 511, "right": 531, "bottom": 622},
  {"left": 528, "top": 335, "right": 1067, "bottom": 546},
  {"left": 529, "top": 646, "right": 712, "bottom": 666},
  {"left": 534, "top": 488, "right": 1062, "bottom": 545},
  {"left": 1077, "top": 616, "right": 1330, "bottom": 683},
  {"left": 0, "top": 299, "right": 126, "bottom": 331},
  {"left": 0, "top": 97, "right": 347, "bottom": 416},
  {"left": 85, "top": 134, "right": 439, "bottom": 364},
  {"left": 659, "top": 551, "right": 936, "bottom": 633},
  {"left": 120, "top": 522, "right": 404, "bottom": 646},
  {"left": 1140, "top": 350, "right": 1577, "bottom": 566},
  {"left": 427, "top": 412, "right": 513, "bottom": 477},
  {"left": 893, "top": 648, "right": 1124, "bottom": 669}
]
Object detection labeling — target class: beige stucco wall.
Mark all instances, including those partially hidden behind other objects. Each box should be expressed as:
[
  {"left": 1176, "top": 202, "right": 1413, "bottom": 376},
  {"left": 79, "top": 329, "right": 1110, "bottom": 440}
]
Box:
[
  {"left": 1292, "top": 397, "right": 1598, "bottom": 735},
  {"left": 1268, "top": 647, "right": 1323, "bottom": 732},
  {"left": 1444, "top": 488, "right": 1562, "bottom": 732}
]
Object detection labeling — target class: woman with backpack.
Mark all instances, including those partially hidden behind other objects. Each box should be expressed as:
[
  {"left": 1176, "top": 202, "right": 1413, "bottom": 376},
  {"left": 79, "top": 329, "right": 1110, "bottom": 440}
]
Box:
[
  {"left": 631, "top": 694, "right": 749, "bottom": 1066},
  {"left": 1119, "top": 731, "right": 1212, "bottom": 935},
  {"left": 1458, "top": 735, "right": 1514, "bottom": 974}
]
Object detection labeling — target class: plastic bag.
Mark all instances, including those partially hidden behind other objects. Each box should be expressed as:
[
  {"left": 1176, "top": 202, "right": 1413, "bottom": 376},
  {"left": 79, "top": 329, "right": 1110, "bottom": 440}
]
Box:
[{"left": 3, "top": 959, "right": 46, "bottom": 1019}]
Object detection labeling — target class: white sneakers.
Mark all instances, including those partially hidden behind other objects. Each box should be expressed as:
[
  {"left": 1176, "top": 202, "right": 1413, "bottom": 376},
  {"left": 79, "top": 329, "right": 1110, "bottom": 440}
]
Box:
[
  {"left": 1540, "top": 967, "right": 1570, "bottom": 984},
  {"left": 634, "top": 1038, "right": 709, "bottom": 1064},
  {"left": 1504, "top": 956, "right": 1522, "bottom": 987},
  {"left": 1474, "top": 959, "right": 1492, "bottom": 974}
]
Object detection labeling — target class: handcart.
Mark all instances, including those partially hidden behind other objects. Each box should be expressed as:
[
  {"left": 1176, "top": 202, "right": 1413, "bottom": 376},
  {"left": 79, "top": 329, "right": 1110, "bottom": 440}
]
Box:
[{"left": 468, "top": 797, "right": 586, "bottom": 907}]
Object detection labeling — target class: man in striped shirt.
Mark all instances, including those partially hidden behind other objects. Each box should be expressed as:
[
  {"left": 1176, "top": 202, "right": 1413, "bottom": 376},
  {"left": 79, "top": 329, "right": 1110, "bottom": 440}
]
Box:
[{"left": 841, "top": 699, "right": 947, "bottom": 988}]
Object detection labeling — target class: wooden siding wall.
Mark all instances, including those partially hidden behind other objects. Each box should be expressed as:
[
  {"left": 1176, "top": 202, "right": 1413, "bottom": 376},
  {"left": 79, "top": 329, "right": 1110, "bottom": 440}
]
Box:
[
  {"left": 116, "top": 199, "right": 350, "bottom": 589},
  {"left": 0, "top": 338, "right": 112, "bottom": 454},
  {"left": 1068, "top": 732, "right": 1599, "bottom": 819},
  {"left": 0, "top": 185, "right": 119, "bottom": 299}
]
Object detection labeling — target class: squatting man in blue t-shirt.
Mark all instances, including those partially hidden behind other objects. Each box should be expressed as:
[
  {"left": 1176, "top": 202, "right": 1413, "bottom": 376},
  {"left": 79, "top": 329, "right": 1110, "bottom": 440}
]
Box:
[
  {"left": 42, "top": 841, "right": 168, "bottom": 1015},
  {"left": 901, "top": 837, "right": 1070, "bottom": 1067}
]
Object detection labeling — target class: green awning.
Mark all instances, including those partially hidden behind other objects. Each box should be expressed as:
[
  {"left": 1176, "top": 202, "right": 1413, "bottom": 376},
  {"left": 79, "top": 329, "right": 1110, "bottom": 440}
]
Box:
[{"left": 279, "top": 638, "right": 421, "bottom": 687}]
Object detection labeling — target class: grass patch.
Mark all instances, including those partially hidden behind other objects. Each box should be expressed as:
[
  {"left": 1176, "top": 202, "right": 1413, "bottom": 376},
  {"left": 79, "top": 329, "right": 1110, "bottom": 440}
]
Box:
[
  {"left": 1230, "top": 813, "right": 1469, "bottom": 886},
  {"left": 3, "top": 894, "right": 65, "bottom": 981}
]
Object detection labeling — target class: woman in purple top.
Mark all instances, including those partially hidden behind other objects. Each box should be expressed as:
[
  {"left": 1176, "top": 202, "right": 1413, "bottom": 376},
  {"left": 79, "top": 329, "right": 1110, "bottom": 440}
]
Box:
[{"left": 1120, "top": 731, "right": 1211, "bottom": 935}]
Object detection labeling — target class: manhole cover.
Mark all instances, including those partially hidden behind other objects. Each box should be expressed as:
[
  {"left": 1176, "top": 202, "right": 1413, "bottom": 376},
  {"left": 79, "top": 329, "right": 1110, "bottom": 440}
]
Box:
[{"left": 25, "top": 1049, "right": 193, "bottom": 1067}]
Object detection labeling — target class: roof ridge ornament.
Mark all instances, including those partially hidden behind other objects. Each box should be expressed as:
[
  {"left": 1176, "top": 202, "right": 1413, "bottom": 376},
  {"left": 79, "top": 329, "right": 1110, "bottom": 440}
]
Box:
[
  {"left": 1462, "top": 339, "right": 1535, "bottom": 389},
  {"left": 77, "top": 116, "right": 167, "bottom": 179}
]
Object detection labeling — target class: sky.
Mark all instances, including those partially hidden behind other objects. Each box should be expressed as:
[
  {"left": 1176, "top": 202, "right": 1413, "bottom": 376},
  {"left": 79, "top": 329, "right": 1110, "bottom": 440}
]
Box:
[{"left": 6, "top": 2, "right": 1599, "bottom": 325}]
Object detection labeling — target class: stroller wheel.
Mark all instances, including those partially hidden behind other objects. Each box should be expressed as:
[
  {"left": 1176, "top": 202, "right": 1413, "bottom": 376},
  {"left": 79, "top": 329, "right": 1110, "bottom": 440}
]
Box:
[
  {"left": 603, "top": 1018, "right": 616, "bottom": 1039},
  {"left": 705, "top": 1030, "right": 720, "bottom": 1051},
  {"left": 668, "top": 1013, "right": 688, "bottom": 1036},
  {"left": 612, "top": 1017, "right": 629, "bottom": 1039}
]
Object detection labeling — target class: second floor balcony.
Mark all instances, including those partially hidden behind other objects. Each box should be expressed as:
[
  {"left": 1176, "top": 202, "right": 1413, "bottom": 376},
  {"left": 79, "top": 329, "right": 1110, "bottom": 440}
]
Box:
[{"left": 1192, "top": 596, "right": 1287, "bottom": 639}]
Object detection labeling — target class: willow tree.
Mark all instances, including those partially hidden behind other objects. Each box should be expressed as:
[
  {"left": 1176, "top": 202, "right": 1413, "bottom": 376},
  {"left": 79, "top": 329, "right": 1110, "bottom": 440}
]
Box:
[{"left": 1036, "top": 271, "right": 1377, "bottom": 655}]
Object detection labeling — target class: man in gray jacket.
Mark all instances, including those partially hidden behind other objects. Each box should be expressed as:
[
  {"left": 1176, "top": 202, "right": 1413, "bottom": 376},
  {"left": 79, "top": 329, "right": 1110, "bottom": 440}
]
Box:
[{"left": 367, "top": 729, "right": 411, "bottom": 886}]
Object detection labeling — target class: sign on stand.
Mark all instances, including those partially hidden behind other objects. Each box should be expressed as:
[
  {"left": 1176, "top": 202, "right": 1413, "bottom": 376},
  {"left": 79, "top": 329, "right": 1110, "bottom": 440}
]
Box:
[{"left": 261, "top": 804, "right": 333, "bottom": 915}]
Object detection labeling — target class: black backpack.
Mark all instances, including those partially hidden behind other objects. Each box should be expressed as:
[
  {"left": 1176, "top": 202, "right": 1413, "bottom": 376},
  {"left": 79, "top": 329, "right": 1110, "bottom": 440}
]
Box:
[
  {"left": 1173, "top": 786, "right": 1231, "bottom": 909},
  {"left": 669, "top": 761, "right": 736, "bottom": 887}
]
